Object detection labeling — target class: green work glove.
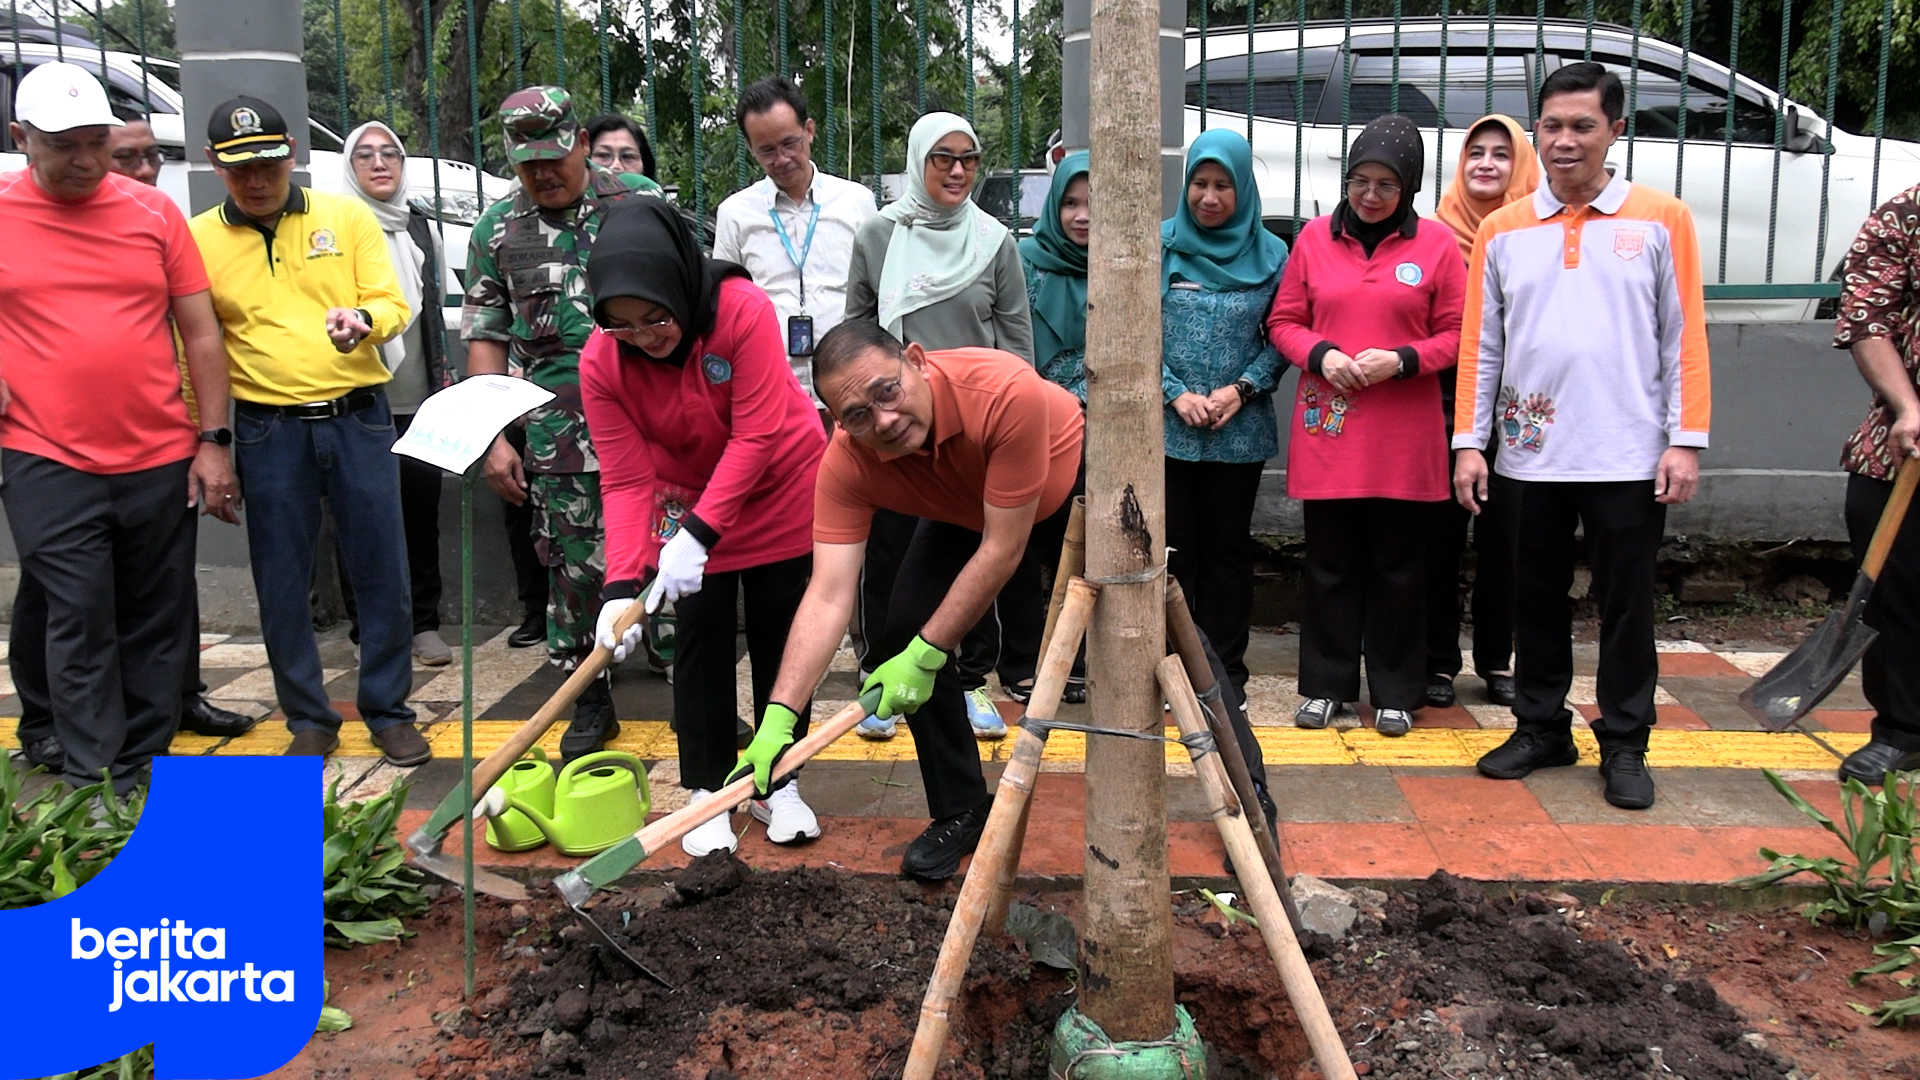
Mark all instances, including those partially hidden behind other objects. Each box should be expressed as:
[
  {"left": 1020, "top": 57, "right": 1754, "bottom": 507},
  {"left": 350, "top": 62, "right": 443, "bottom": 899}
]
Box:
[
  {"left": 861, "top": 635, "right": 949, "bottom": 720},
  {"left": 728, "top": 702, "right": 801, "bottom": 795}
]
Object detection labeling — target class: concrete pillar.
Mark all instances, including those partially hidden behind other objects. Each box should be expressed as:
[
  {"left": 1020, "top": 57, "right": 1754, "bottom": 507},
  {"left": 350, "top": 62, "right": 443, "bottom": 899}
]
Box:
[
  {"left": 1062, "top": 0, "right": 1186, "bottom": 219},
  {"left": 176, "top": 0, "right": 308, "bottom": 214}
]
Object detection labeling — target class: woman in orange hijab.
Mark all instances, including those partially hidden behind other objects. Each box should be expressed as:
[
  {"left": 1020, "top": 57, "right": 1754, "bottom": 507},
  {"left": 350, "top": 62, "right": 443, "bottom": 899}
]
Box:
[
  {"left": 1424, "top": 113, "right": 1539, "bottom": 712},
  {"left": 1434, "top": 113, "right": 1541, "bottom": 262}
]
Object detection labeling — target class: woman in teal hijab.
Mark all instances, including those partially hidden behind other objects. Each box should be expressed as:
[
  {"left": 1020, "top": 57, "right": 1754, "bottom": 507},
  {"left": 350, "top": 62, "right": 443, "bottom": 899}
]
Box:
[
  {"left": 1020, "top": 151, "right": 1091, "bottom": 400},
  {"left": 1161, "top": 128, "right": 1289, "bottom": 692}
]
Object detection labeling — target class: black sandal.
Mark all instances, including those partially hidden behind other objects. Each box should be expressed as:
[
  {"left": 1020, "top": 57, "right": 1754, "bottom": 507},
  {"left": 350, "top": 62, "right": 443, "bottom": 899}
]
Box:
[{"left": 1008, "top": 678, "right": 1088, "bottom": 705}]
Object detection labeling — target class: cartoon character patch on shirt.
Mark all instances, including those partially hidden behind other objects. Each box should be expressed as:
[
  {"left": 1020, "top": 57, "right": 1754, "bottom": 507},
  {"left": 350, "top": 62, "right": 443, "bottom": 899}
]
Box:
[
  {"left": 1321, "top": 394, "right": 1351, "bottom": 437},
  {"left": 1302, "top": 381, "right": 1322, "bottom": 433},
  {"left": 307, "top": 229, "right": 343, "bottom": 259},
  {"left": 653, "top": 486, "right": 694, "bottom": 541},
  {"left": 1498, "top": 386, "right": 1556, "bottom": 452}
]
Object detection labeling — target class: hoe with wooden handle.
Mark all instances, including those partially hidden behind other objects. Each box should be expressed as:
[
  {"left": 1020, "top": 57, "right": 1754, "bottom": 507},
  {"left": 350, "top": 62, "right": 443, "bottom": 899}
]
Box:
[{"left": 403, "top": 601, "right": 650, "bottom": 901}]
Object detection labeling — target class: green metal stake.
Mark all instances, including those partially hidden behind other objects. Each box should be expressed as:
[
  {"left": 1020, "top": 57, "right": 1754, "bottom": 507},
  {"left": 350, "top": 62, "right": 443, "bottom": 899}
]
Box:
[{"left": 462, "top": 466, "right": 476, "bottom": 1000}]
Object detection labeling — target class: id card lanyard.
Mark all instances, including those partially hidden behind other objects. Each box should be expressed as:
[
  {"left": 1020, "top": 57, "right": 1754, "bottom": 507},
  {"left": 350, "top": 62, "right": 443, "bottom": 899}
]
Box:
[{"left": 769, "top": 196, "right": 822, "bottom": 309}]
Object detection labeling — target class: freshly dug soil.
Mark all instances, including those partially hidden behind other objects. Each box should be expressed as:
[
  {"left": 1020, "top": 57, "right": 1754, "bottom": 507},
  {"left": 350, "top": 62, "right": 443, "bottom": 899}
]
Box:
[{"left": 412, "top": 862, "right": 1822, "bottom": 1080}]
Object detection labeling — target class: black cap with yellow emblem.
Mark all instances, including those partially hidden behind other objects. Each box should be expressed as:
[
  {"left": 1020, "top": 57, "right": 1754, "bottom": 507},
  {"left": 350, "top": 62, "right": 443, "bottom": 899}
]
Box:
[{"left": 207, "top": 96, "right": 293, "bottom": 165}]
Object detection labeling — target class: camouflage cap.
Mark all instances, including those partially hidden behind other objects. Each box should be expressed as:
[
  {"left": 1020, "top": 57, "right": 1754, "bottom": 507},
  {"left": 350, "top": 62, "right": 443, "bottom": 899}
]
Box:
[{"left": 499, "top": 86, "right": 579, "bottom": 164}]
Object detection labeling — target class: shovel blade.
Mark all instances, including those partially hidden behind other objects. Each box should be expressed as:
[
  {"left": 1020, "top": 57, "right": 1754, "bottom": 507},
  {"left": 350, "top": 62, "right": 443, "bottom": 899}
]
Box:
[
  {"left": 1738, "top": 609, "right": 1879, "bottom": 730},
  {"left": 410, "top": 848, "right": 531, "bottom": 902}
]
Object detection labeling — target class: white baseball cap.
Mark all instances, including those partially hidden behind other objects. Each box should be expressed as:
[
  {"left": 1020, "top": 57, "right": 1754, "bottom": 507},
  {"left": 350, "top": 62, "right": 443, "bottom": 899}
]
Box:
[{"left": 14, "top": 62, "right": 124, "bottom": 133}]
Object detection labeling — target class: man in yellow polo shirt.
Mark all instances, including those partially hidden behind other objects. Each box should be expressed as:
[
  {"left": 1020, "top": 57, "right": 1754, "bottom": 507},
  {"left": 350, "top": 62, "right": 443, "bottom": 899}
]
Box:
[{"left": 190, "top": 95, "right": 428, "bottom": 767}]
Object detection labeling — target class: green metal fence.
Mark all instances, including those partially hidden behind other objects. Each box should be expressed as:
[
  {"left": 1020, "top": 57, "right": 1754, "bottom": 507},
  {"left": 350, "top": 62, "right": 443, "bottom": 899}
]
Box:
[{"left": 5, "top": 0, "right": 1916, "bottom": 301}]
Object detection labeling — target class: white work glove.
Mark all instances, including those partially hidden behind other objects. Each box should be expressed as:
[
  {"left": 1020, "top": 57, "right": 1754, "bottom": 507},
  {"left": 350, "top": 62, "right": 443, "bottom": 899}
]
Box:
[
  {"left": 647, "top": 529, "right": 709, "bottom": 612},
  {"left": 596, "top": 598, "right": 645, "bottom": 663}
]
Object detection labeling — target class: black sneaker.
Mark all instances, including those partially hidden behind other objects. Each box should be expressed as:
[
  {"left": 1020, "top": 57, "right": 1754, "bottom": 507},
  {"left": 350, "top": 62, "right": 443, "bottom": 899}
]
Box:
[
  {"left": 19, "top": 735, "right": 64, "bottom": 771},
  {"left": 1425, "top": 675, "right": 1456, "bottom": 709},
  {"left": 1600, "top": 748, "right": 1656, "bottom": 809},
  {"left": 1476, "top": 729, "right": 1578, "bottom": 780},
  {"left": 507, "top": 611, "right": 546, "bottom": 649},
  {"left": 1374, "top": 708, "right": 1414, "bottom": 737},
  {"left": 901, "top": 804, "right": 990, "bottom": 881},
  {"left": 1485, "top": 674, "right": 1517, "bottom": 707},
  {"left": 560, "top": 677, "right": 620, "bottom": 766}
]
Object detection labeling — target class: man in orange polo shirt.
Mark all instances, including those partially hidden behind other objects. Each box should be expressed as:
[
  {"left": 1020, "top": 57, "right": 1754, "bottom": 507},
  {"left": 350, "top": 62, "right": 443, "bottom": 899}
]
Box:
[{"left": 731, "top": 320, "right": 1083, "bottom": 880}]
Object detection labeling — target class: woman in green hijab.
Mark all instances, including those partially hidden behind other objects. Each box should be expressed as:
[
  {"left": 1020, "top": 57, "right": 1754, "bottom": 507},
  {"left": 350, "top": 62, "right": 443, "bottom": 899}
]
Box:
[
  {"left": 1020, "top": 150, "right": 1091, "bottom": 400},
  {"left": 1161, "top": 128, "right": 1289, "bottom": 694}
]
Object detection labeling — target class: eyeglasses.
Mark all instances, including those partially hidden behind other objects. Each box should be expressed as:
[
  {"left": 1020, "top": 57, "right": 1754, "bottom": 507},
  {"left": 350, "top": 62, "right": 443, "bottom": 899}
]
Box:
[
  {"left": 592, "top": 147, "right": 645, "bottom": 165},
  {"left": 112, "top": 148, "right": 166, "bottom": 168},
  {"left": 605, "top": 313, "right": 677, "bottom": 342},
  {"left": 1345, "top": 178, "right": 1402, "bottom": 197},
  {"left": 351, "top": 147, "right": 404, "bottom": 165},
  {"left": 836, "top": 368, "right": 907, "bottom": 435},
  {"left": 751, "top": 135, "right": 807, "bottom": 164},
  {"left": 927, "top": 150, "right": 983, "bottom": 174}
]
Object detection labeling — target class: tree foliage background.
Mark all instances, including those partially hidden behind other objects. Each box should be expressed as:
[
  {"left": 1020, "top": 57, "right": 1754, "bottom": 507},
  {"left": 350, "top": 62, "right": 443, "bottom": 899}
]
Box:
[{"left": 49, "top": 0, "right": 1920, "bottom": 212}]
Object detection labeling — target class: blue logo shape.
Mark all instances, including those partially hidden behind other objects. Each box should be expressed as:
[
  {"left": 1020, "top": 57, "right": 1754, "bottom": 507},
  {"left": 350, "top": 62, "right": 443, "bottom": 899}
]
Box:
[
  {"left": 1395, "top": 262, "right": 1423, "bottom": 286},
  {"left": 702, "top": 354, "right": 733, "bottom": 384},
  {"left": 0, "top": 757, "right": 321, "bottom": 1079}
]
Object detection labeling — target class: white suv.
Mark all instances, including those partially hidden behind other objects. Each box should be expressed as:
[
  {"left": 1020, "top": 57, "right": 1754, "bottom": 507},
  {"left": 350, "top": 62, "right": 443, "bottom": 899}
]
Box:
[
  {"left": 0, "top": 42, "right": 508, "bottom": 344},
  {"left": 1185, "top": 18, "right": 1920, "bottom": 319}
]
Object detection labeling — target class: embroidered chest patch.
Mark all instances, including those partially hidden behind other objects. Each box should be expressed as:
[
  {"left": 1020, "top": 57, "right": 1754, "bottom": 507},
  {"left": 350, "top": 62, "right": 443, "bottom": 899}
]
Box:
[
  {"left": 1612, "top": 229, "right": 1647, "bottom": 261},
  {"left": 307, "top": 229, "right": 343, "bottom": 258},
  {"left": 1394, "top": 262, "right": 1423, "bottom": 286},
  {"left": 702, "top": 355, "right": 733, "bottom": 384}
]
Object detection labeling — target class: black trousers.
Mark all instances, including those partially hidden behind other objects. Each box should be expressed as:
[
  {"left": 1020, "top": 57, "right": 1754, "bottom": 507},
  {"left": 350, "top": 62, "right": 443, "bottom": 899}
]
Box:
[
  {"left": 1165, "top": 458, "right": 1265, "bottom": 691},
  {"left": 1846, "top": 472, "right": 1920, "bottom": 751},
  {"left": 1298, "top": 498, "right": 1430, "bottom": 710},
  {"left": 881, "top": 499, "right": 1076, "bottom": 820},
  {"left": 1501, "top": 475, "right": 1666, "bottom": 751},
  {"left": 858, "top": 509, "right": 1000, "bottom": 687},
  {"left": 503, "top": 424, "right": 548, "bottom": 619},
  {"left": 341, "top": 412, "right": 444, "bottom": 637},
  {"left": 675, "top": 553, "right": 814, "bottom": 791},
  {"left": 2, "top": 451, "right": 195, "bottom": 792},
  {"left": 13, "top": 579, "right": 209, "bottom": 749},
  {"left": 1425, "top": 492, "right": 1516, "bottom": 679}
]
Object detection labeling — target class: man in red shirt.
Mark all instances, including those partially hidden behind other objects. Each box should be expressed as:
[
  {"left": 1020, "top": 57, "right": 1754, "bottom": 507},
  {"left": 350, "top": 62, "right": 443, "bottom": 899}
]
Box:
[
  {"left": 732, "top": 320, "right": 1083, "bottom": 879},
  {"left": 0, "top": 63, "right": 238, "bottom": 793}
]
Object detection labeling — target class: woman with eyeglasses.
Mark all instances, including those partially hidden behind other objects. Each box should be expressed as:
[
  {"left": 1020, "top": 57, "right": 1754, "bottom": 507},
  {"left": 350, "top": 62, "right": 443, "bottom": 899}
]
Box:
[
  {"left": 842, "top": 111, "right": 1034, "bottom": 740},
  {"left": 586, "top": 114, "right": 658, "bottom": 182},
  {"left": 339, "top": 121, "right": 456, "bottom": 667},
  {"left": 580, "top": 198, "right": 829, "bottom": 858},
  {"left": 1421, "top": 114, "right": 1541, "bottom": 710},
  {"left": 1266, "top": 114, "right": 1467, "bottom": 737},
  {"left": 1160, "top": 129, "right": 1289, "bottom": 696}
]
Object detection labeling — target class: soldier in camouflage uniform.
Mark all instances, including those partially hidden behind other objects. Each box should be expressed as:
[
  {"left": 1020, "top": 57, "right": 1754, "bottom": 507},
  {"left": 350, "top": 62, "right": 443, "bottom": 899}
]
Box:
[{"left": 463, "top": 85, "right": 659, "bottom": 762}]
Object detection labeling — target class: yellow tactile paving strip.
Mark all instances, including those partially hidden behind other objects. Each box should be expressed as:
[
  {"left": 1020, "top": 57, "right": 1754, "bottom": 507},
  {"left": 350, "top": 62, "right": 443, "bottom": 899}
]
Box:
[{"left": 5, "top": 718, "right": 1864, "bottom": 771}]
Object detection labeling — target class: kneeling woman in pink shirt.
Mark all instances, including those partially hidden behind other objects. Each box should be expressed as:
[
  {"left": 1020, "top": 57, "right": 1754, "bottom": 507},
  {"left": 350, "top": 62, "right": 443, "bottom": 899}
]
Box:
[
  {"left": 1266, "top": 114, "right": 1466, "bottom": 737},
  {"left": 582, "top": 199, "right": 829, "bottom": 857}
]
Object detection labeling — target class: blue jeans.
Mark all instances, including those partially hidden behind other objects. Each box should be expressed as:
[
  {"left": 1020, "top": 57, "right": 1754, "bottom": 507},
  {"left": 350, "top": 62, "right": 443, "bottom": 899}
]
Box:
[{"left": 234, "top": 390, "right": 416, "bottom": 734}]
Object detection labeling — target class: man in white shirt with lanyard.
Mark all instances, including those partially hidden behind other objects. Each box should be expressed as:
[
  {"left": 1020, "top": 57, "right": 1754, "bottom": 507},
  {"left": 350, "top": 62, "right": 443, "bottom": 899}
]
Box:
[{"left": 712, "top": 76, "right": 878, "bottom": 408}]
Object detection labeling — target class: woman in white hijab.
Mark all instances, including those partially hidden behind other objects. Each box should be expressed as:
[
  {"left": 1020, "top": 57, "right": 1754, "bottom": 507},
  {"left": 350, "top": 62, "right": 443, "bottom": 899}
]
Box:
[
  {"left": 842, "top": 111, "right": 1036, "bottom": 745},
  {"left": 341, "top": 121, "right": 455, "bottom": 667}
]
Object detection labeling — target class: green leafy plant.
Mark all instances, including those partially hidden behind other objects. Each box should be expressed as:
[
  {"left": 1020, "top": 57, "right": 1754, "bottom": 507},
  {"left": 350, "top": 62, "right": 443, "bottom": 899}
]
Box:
[
  {"left": 323, "top": 776, "right": 429, "bottom": 947},
  {"left": 318, "top": 979, "right": 354, "bottom": 1033},
  {"left": 0, "top": 763, "right": 142, "bottom": 910},
  {"left": 1737, "top": 769, "right": 1920, "bottom": 1024},
  {"left": 49, "top": 1043, "right": 155, "bottom": 1080}
]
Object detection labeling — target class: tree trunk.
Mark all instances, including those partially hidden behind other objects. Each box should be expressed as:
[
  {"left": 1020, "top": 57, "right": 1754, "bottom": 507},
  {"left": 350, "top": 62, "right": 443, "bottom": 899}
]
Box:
[
  {"left": 1076, "top": 0, "right": 1172, "bottom": 1042},
  {"left": 398, "top": 0, "right": 493, "bottom": 164}
]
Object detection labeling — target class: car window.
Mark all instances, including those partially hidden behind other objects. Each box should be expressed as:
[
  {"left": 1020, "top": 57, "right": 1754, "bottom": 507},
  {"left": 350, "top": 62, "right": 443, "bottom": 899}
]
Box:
[
  {"left": 1331, "top": 52, "right": 1533, "bottom": 128},
  {"left": 1021, "top": 173, "right": 1051, "bottom": 220},
  {"left": 1186, "top": 47, "right": 1337, "bottom": 122},
  {"left": 102, "top": 64, "right": 175, "bottom": 116},
  {"left": 1578, "top": 55, "right": 1778, "bottom": 143}
]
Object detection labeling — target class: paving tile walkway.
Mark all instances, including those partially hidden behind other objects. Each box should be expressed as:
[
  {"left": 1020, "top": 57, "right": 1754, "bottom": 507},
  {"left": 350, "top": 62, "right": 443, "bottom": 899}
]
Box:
[{"left": 1, "top": 623, "right": 1874, "bottom": 888}]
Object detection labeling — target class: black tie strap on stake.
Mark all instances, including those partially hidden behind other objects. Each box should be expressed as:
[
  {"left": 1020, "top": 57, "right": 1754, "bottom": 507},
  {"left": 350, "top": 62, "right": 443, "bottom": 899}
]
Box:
[{"left": 1022, "top": 715, "right": 1217, "bottom": 761}]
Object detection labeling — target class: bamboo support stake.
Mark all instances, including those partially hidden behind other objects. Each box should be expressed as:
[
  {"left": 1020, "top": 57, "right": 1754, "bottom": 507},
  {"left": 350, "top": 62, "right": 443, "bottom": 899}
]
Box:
[
  {"left": 904, "top": 580, "right": 1101, "bottom": 1080},
  {"left": 1158, "top": 656, "right": 1359, "bottom": 1080},
  {"left": 1164, "top": 578, "right": 1303, "bottom": 934},
  {"left": 1037, "top": 497, "right": 1087, "bottom": 661}
]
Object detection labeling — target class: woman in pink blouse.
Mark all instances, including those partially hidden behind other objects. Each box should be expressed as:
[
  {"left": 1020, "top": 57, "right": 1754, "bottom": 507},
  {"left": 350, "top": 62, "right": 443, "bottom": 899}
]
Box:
[
  {"left": 581, "top": 199, "right": 828, "bottom": 857},
  {"left": 1266, "top": 114, "right": 1467, "bottom": 737}
]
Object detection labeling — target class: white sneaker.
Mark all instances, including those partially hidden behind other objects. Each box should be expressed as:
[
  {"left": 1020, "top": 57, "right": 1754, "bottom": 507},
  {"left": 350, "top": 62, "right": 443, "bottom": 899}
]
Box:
[
  {"left": 751, "top": 780, "right": 822, "bottom": 844},
  {"left": 680, "top": 789, "right": 738, "bottom": 857}
]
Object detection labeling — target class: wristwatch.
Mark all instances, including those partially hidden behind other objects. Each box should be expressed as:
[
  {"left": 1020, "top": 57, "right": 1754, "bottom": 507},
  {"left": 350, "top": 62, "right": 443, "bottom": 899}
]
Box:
[
  {"left": 1233, "top": 378, "right": 1257, "bottom": 403},
  {"left": 199, "top": 428, "right": 233, "bottom": 446}
]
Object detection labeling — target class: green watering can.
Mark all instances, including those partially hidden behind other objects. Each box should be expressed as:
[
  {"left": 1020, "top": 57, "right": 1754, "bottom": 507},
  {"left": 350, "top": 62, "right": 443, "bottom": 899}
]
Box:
[
  {"left": 503, "top": 751, "right": 651, "bottom": 857},
  {"left": 483, "top": 748, "right": 558, "bottom": 853}
]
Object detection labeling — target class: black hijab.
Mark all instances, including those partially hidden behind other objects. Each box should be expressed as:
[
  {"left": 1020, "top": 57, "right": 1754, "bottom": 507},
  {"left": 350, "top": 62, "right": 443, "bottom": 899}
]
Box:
[
  {"left": 1332, "top": 113, "right": 1424, "bottom": 257},
  {"left": 586, "top": 198, "right": 748, "bottom": 367}
]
